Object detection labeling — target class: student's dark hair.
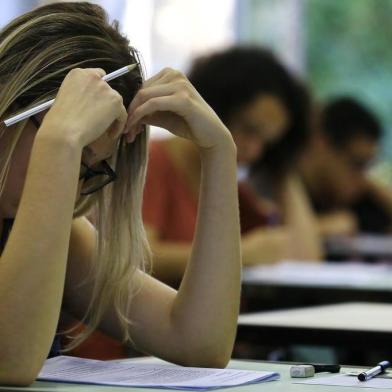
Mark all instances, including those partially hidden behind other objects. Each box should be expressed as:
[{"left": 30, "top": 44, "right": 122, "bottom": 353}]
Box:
[
  {"left": 188, "top": 45, "right": 311, "bottom": 181},
  {"left": 321, "top": 97, "right": 382, "bottom": 148}
]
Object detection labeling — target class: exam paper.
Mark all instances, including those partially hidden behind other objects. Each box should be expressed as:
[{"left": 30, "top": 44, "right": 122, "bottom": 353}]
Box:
[
  {"left": 294, "top": 373, "right": 392, "bottom": 389},
  {"left": 38, "top": 356, "right": 279, "bottom": 390}
]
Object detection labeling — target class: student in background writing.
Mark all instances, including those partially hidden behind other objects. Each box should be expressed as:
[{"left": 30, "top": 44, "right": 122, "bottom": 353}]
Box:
[
  {"left": 0, "top": 2, "right": 240, "bottom": 385},
  {"left": 299, "top": 96, "right": 391, "bottom": 236},
  {"left": 143, "top": 46, "right": 322, "bottom": 287}
]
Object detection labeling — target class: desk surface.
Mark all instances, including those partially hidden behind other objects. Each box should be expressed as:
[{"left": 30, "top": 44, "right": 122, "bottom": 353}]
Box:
[
  {"left": 242, "top": 261, "right": 392, "bottom": 291},
  {"left": 239, "top": 302, "right": 392, "bottom": 332},
  {"left": 0, "top": 358, "right": 368, "bottom": 392},
  {"left": 241, "top": 261, "right": 392, "bottom": 312},
  {"left": 237, "top": 302, "right": 392, "bottom": 352}
]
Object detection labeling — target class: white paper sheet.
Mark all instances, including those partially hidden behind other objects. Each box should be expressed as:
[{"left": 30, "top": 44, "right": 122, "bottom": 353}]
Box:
[
  {"left": 295, "top": 373, "right": 392, "bottom": 389},
  {"left": 38, "top": 356, "right": 279, "bottom": 390}
]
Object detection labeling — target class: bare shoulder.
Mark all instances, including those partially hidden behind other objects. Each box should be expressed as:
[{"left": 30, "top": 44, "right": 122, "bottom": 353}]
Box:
[
  {"left": 64, "top": 217, "right": 97, "bottom": 298},
  {"left": 68, "top": 216, "right": 96, "bottom": 260}
]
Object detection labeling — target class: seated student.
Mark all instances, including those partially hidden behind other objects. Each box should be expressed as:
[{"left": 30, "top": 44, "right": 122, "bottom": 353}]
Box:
[
  {"left": 0, "top": 2, "right": 241, "bottom": 386},
  {"left": 143, "top": 46, "right": 322, "bottom": 287},
  {"left": 299, "top": 96, "right": 391, "bottom": 236}
]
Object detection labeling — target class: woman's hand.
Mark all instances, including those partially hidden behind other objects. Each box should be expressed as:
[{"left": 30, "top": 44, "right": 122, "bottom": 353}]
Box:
[
  {"left": 40, "top": 68, "right": 127, "bottom": 148},
  {"left": 124, "top": 68, "right": 232, "bottom": 149},
  {"left": 318, "top": 211, "right": 358, "bottom": 237},
  {"left": 242, "top": 227, "right": 291, "bottom": 265}
]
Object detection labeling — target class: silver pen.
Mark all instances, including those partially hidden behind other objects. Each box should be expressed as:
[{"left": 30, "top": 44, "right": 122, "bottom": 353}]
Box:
[
  {"left": 3, "top": 63, "right": 137, "bottom": 127},
  {"left": 358, "top": 360, "right": 390, "bottom": 381}
]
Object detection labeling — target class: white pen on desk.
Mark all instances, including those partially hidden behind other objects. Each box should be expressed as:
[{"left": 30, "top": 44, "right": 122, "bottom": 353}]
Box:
[
  {"left": 358, "top": 360, "right": 390, "bottom": 381},
  {"left": 3, "top": 63, "right": 138, "bottom": 127}
]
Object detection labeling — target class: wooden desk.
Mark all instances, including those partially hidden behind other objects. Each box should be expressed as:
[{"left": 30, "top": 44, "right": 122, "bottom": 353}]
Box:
[
  {"left": 0, "top": 358, "right": 374, "bottom": 392},
  {"left": 241, "top": 261, "right": 392, "bottom": 311},
  {"left": 237, "top": 302, "right": 392, "bottom": 363}
]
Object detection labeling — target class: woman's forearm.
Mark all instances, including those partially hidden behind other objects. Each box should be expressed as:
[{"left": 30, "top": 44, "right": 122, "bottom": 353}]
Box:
[
  {"left": 0, "top": 128, "right": 81, "bottom": 384},
  {"left": 170, "top": 137, "right": 241, "bottom": 367},
  {"left": 283, "top": 176, "right": 323, "bottom": 261}
]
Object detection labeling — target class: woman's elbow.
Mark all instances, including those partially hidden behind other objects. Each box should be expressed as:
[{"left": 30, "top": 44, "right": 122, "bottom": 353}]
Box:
[
  {"left": 203, "top": 353, "right": 231, "bottom": 369},
  {"left": 0, "top": 373, "right": 36, "bottom": 387},
  {"left": 181, "top": 345, "right": 232, "bottom": 369},
  {"left": 0, "top": 360, "right": 42, "bottom": 387}
]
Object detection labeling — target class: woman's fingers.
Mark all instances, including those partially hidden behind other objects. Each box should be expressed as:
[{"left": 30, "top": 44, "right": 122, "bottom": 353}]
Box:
[
  {"left": 127, "top": 71, "right": 187, "bottom": 115},
  {"left": 124, "top": 75, "right": 192, "bottom": 142},
  {"left": 128, "top": 95, "right": 182, "bottom": 129},
  {"left": 125, "top": 95, "right": 182, "bottom": 143},
  {"left": 126, "top": 95, "right": 184, "bottom": 143},
  {"left": 142, "top": 67, "right": 180, "bottom": 88},
  {"left": 141, "top": 68, "right": 167, "bottom": 88},
  {"left": 108, "top": 100, "right": 128, "bottom": 140},
  {"left": 88, "top": 68, "right": 107, "bottom": 78},
  {"left": 123, "top": 67, "right": 226, "bottom": 148},
  {"left": 127, "top": 85, "right": 172, "bottom": 119},
  {"left": 126, "top": 83, "right": 182, "bottom": 124}
]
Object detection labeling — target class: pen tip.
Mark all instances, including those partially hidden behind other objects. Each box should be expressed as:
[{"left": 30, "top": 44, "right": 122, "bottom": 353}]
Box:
[{"left": 127, "top": 64, "right": 138, "bottom": 71}]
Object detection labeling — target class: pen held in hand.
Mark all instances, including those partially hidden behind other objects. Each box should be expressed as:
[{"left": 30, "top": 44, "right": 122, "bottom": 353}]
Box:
[{"left": 3, "top": 63, "right": 138, "bottom": 127}]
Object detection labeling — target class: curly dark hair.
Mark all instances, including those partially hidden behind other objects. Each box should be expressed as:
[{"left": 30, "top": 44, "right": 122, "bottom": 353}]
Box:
[
  {"left": 321, "top": 96, "right": 382, "bottom": 148},
  {"left": 187, "top": 45, "right": 311, "bottom": 183}
]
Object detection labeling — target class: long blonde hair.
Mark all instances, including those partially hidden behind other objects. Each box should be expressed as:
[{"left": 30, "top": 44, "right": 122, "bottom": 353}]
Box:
[{"left": 0, "top": 2, "right": 150, "bottom": 349}]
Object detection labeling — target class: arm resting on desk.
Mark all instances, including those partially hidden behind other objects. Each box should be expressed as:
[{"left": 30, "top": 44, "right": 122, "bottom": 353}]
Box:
[
  {"left": 281, "top": 175, "right": 323, "bottom": 261},
  {"left": 64, "top": 139, "right": 241, "bottom": 368}
]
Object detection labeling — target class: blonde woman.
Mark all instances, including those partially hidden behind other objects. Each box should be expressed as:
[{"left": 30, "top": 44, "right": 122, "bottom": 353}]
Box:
[{"left": 0, "top": 2, "right": 240, "bottom": 386}]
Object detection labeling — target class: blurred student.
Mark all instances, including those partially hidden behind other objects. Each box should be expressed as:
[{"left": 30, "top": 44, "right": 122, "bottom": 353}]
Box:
[
  {"left": 299, "top": 96, "right": 392, "bottom": 235},
  {"left": 143, "top": 46, "right": 322, "bottom": 286}
]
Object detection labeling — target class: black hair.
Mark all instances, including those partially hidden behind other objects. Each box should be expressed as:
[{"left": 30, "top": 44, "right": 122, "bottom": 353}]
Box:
[
  {"left": 187, "top": 45, "right": 311, "bottom": 181},
  {"left": 321, "top": 97, "right": 382, "bottom": 148}
]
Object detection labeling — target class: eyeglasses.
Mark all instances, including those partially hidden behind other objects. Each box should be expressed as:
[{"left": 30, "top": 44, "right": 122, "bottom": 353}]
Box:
[
  {"left": 30, "top": 116, "right": 117, "bottom": 196},
  {"left": 79, "top": 160, "right": 117, "bottom": 195}
]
